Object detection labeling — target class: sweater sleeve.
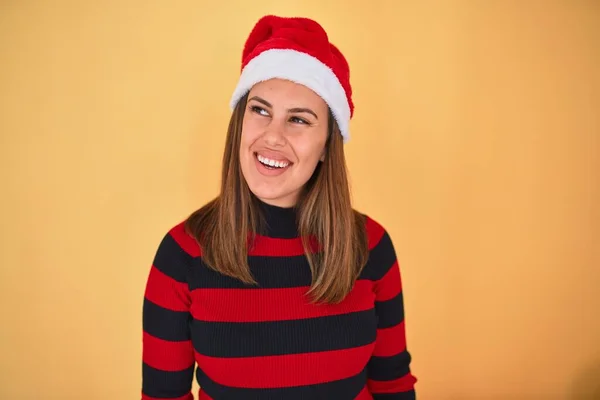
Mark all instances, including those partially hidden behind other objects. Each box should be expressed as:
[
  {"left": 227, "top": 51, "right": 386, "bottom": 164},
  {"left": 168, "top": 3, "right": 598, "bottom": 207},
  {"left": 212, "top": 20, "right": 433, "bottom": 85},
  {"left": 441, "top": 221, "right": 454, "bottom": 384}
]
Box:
[
  {"left": 367, "top": 227, "right": 417, "bottom": 400},
  {"left": 141, "top": 226, "right": 196, "bottom": 400}
]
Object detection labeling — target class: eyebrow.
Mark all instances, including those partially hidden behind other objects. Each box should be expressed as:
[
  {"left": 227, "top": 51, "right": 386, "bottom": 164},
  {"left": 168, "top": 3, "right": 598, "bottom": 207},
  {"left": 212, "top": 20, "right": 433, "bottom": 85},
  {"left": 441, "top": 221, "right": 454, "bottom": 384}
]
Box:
[{"left": 248, "top": 96, "right": 319, "bottom": 120}]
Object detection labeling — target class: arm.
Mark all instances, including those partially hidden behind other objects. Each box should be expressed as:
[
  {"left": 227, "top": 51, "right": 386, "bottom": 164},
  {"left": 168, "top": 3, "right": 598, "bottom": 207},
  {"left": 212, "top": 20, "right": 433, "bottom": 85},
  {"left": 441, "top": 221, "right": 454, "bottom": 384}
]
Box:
[
  {"left": 367, "top": 229, "right": 417, "bottom": 399},
  {"left": 142, "top": 225, "right": 195, "bottom": 400}
]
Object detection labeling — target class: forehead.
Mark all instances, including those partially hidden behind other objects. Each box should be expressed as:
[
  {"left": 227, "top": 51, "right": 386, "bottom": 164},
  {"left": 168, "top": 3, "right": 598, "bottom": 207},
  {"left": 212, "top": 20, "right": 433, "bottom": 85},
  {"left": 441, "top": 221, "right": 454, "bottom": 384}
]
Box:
[{"left": 248, "top": 79, "right": 327, "bottom": 110}]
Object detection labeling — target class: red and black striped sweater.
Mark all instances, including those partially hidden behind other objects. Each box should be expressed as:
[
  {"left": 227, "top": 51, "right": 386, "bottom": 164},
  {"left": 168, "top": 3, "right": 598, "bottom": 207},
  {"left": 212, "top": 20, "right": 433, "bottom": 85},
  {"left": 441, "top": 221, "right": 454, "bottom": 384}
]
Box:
[{"left": 142, "top": 201, "right": 417, "bottom": 399}]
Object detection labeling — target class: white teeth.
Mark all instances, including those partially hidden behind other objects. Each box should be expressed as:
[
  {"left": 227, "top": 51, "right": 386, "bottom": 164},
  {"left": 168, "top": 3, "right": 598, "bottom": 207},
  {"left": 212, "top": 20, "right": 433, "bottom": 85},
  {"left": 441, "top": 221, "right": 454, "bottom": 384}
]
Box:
[{"left": 257, "top": 154, "right": 289, "bottom": 168}]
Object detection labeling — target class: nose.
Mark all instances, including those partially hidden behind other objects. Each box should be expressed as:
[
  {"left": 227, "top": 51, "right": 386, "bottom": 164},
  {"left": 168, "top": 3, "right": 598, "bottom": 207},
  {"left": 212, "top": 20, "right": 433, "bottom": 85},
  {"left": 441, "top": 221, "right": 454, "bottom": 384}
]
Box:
[{"left": 262, "top": 118, "right": 287, "bottom": 147}]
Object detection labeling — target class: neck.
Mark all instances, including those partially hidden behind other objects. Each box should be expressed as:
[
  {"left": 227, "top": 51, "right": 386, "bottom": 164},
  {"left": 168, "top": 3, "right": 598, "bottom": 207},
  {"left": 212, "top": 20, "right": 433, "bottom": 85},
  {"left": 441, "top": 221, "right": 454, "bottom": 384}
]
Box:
[{"left": 257, "top": 199, "right": 299, "bottom": 238}]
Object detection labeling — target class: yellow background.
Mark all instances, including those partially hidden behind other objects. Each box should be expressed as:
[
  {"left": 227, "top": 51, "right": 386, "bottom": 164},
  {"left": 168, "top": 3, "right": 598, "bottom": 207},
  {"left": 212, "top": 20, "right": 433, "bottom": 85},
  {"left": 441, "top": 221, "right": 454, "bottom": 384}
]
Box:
[{"left": 1, "top": 1, "right": 598, "bottom": 399}]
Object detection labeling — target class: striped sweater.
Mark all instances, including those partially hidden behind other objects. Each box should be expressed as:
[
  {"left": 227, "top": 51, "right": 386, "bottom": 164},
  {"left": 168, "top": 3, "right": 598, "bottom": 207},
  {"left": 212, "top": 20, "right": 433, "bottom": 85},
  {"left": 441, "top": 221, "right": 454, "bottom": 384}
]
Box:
[{"left": 142, "top": 201, "right": 417, "bottom": 399}]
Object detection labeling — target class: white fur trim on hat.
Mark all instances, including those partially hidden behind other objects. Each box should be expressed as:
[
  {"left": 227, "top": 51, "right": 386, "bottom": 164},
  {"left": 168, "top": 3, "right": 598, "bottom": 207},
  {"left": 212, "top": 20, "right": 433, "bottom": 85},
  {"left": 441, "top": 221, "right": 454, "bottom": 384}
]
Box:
[{"left": 229, "top": 48, "right": 351, "bottom": 143}]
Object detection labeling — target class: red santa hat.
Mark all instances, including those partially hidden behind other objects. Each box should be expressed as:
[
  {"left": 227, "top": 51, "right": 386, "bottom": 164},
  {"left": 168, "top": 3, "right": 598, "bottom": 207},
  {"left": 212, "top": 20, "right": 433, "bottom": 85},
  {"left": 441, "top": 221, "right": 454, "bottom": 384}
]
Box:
[{"left": 229, "top": 15, "right": 354, "bottom": 143}]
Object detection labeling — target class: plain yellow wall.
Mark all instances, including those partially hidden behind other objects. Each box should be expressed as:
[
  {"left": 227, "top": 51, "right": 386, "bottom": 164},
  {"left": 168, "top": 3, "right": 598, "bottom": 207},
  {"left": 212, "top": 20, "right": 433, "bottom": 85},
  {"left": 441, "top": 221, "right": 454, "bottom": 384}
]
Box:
[{"left": 1, "top": 1, "right": 598, "bottom": 399}]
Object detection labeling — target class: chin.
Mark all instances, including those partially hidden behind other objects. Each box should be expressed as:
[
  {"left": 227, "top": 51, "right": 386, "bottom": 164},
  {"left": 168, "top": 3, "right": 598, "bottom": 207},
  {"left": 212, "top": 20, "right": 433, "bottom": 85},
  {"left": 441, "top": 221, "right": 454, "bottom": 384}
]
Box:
[
  {"left": 249, "top": 186, "right": 293, "bottom": 206},
  {"left": 245, "top": 178, "right": 298, "bottom": 206}
]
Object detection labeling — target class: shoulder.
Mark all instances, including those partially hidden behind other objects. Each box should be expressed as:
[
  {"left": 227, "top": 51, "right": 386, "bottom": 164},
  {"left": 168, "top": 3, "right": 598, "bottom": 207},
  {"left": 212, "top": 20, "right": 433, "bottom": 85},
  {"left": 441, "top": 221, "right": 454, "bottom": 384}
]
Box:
[
  {"left": 357, "top": 212, "right": 400, "bottom": 279},
  {"left": 149, "top": 219, "right": 202, "bottom": 282},
  {"left": 164, "top": 220, "right": 201, "bottom": 257},
  {"left": 153, "top": 220, "right": 201, "bottom": 265},
  {"left": 358, "top": 212, "right": 395, "bottom": 252}
]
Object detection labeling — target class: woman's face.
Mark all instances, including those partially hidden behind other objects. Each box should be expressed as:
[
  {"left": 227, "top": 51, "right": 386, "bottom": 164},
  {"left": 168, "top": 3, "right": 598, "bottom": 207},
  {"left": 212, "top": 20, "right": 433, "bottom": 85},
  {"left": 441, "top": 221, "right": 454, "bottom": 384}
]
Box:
[{"left": 239, "top": 78, "right": 329, "bottom": 208}]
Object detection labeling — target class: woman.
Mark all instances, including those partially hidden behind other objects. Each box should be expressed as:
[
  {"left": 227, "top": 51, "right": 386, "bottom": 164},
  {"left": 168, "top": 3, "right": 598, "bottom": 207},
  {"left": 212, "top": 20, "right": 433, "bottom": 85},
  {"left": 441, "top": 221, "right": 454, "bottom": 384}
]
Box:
[{"left": 141, "top": 15, "right": 417, "bottom": 400}]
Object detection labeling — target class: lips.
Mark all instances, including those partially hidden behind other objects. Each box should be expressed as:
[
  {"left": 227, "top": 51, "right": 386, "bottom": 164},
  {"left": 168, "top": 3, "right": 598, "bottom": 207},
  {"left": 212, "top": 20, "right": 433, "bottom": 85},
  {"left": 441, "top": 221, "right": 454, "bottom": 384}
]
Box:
[
  {"left": 254, "top": 150, "right": 293, "bottom": 168},
  {"left": 253, "top": 151, "right": 293, "bottom": 176},
  {"left": 254, "top": 150, "right": 292, "bottom": 164},
  {"left": 257, "top": 154, "right": 289, "bottom": 169}
]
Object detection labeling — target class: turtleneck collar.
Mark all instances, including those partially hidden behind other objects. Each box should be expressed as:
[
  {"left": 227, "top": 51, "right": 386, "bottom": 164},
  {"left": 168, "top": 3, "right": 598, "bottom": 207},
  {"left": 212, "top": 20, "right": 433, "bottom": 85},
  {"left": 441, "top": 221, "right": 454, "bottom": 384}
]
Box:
[{"left": 257, "top": 199, "right": 299, "bottom": 238}]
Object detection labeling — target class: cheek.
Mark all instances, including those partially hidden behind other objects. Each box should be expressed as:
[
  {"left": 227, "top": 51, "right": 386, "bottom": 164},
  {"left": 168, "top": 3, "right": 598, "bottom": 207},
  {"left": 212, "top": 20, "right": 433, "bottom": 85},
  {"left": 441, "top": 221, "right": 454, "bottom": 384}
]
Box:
[
  {"left": 239, "top": 122, "right": 256, "bottom": 159},
  {"left": 295, "top": 142, "right": 326, "bottom": 169},
  {"left": 240, "top": 130, "right": 253, "bottom": 150},
  {"left": 241, "top": 114, "right": 266, "bottom": 143}
]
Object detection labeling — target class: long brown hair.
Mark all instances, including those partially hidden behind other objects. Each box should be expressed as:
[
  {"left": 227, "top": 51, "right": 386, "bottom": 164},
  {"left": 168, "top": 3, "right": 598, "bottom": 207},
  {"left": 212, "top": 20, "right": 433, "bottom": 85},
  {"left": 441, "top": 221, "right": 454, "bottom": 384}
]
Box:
[{"left": 185, "top": 94, "right": 369, "bottom": 304}]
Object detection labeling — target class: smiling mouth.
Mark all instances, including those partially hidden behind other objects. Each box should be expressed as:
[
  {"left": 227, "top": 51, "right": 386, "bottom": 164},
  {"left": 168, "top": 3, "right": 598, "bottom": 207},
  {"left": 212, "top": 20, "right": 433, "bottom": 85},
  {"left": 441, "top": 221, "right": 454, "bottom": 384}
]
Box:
[{"left": 254, "top": 153, "right": 292, "bottom": 169}]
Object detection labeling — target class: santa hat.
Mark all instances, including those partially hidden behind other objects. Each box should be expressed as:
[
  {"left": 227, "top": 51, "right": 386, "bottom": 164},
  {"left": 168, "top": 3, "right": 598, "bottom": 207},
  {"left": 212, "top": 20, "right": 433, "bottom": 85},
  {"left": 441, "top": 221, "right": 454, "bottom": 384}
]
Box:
[{"left": 229, "top": 15, "right": 354, "bottom": 143}]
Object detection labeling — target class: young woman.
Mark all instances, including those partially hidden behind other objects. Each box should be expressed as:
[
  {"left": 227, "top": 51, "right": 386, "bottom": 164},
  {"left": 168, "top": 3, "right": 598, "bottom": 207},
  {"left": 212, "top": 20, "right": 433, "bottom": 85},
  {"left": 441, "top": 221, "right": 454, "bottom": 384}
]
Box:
[{"left": 141, "top": 15, "right": 417, "bottom": 400}]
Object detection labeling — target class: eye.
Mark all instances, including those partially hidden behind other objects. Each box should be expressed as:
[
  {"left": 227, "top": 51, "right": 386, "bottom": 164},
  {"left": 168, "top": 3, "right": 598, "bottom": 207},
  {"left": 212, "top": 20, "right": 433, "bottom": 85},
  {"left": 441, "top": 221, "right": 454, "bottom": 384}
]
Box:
[
  {"left": 250, "top": 105, "right": 270, "bottom": 117},
  {"left": 290, "top": 116, "right": 309, "bottom": 125}
]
